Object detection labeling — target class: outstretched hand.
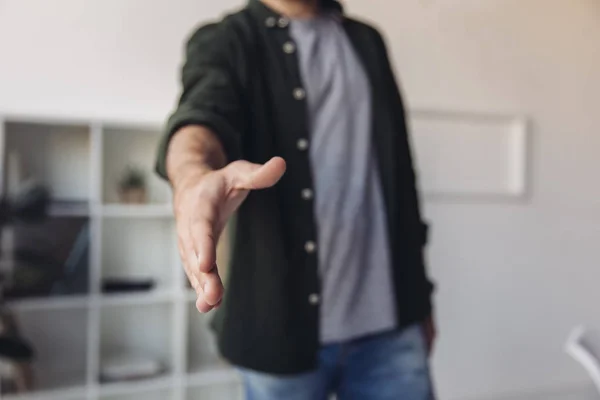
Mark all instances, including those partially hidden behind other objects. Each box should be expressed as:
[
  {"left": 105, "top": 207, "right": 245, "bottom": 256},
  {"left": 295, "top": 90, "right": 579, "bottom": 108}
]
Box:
[{"left": 173, "top": 157, "right": 286, "bottom": 313}]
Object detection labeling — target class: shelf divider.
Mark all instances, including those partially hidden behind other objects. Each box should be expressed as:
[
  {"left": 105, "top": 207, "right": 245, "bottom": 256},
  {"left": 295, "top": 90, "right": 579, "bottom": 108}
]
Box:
[{"left": 87, "top": 121, "right": 103, "bottom": 395}]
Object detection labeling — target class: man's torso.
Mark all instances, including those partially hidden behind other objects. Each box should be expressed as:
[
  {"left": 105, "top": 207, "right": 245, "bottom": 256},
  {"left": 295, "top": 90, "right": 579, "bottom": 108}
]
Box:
[
  {"left": 157, "top": 0, "right": 433, "bottom": 374},
  {"left": 289, "top": 12, "right": 397, "bottom": 343}
]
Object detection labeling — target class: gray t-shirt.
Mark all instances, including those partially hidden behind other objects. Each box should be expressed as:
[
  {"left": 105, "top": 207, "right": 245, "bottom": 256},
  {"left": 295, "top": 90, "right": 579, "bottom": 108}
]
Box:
[{"left": 290, "top": 14, "right": 397, "bottom": 343}]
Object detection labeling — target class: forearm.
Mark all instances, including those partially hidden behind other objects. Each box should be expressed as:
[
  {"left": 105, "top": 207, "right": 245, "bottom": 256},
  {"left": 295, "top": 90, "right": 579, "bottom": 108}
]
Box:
[{"left": 166, "top": 125, "right": 227, "bottom": 191}]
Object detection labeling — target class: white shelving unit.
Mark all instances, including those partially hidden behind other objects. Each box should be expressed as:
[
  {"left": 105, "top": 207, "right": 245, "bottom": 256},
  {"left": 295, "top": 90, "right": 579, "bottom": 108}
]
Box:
[{"left": 0, "top": 117, "right": 241, "bottom": 400}]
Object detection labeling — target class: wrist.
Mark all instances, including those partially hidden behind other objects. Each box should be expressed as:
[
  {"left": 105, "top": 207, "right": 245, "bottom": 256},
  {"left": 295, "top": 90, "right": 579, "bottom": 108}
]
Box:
[{"left": 166, "top": 126, "right": 226, "bottom": 191}]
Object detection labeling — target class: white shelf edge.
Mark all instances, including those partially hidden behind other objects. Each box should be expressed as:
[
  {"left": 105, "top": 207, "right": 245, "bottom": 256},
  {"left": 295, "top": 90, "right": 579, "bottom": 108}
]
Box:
[
  {"left": 0, "top": 385, "right": 87, "bottom": 400},
  {"left": 1, "top": 113, "right": 162, "bottom": 130},
  {"left": 100, "top": 121, "right": 163, "bottom": 132},
  {"left": 99, "top": 204, "right": 173, "bottom": 218},
  {"left": 98, "top": 374, "right": 174, "bottom": 397},
  {"left": 97, "top": 290, "right": 175, "bottom": 307},
  {"left": 4, "top": 290, "right": 180, "bottom": 311},
  {"left": 47, "top": 202, "right": 90, "bottom": 218},
  {"left": 6, "top": 295, "right": 89, "bottom": 311},
  {"left": 186, "top": 366, "right": 239, "bottom": 387}
]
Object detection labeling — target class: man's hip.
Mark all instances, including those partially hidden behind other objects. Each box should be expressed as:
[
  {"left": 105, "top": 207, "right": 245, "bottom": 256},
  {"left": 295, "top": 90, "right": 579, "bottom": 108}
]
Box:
[{"left": 238, "top": 324, "right": 434, "bottom": 400}]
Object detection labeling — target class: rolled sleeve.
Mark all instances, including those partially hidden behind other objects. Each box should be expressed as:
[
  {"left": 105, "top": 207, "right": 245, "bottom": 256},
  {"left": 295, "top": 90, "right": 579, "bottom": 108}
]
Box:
[{"left": 156, "top": 23, "right": 244, "bottom": 180}]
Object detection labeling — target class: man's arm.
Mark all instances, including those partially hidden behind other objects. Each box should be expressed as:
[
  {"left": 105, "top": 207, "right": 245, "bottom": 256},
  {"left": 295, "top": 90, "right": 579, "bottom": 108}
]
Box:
[
  {"left": 166, "top": 125, "right": 227, "bottom": 191},
  {"left": 166, "top": 126, "right": 227, "bottom": 312},
  {"left": 157, "top": 23, "right": 241, "bottom": 312},
  {"left": 155, "top": 22, "right": 244, "bottom": 181},
  {"left": 165, "top": 124, "right": 286, "bottom": 313},
  {"left": 157, "top": 22, "right": 285, "bottom": 313},
  {"left": 372, "top": 27, "right": 437, "bottom": 350}
]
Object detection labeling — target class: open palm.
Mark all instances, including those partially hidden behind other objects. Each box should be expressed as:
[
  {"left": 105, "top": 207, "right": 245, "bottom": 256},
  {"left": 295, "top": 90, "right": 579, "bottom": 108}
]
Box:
[{"left": 173, "top": 157, "right": 286, "bottom": 312}]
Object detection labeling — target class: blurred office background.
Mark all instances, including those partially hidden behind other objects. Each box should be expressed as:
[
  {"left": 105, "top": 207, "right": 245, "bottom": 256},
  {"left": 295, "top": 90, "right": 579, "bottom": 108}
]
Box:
[{"left": 0, "top": 0, "right": 599, "bottom": 399}]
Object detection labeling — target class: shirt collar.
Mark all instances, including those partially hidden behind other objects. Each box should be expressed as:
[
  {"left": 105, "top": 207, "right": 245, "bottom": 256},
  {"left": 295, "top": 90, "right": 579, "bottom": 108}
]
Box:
[{"left": 248, "top": 0, "right": 344, "bottom": 28}]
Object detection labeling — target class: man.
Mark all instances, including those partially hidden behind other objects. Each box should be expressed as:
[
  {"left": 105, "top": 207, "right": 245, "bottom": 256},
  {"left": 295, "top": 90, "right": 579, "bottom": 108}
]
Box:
[{"left": 156, "top": 0, "right": 436, "bottom": 398}]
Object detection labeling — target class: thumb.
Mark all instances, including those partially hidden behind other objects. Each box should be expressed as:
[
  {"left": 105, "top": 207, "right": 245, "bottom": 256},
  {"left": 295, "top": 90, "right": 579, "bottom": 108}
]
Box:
[{"left": 222, "top": 157, "right": 286, "bottom": 190}]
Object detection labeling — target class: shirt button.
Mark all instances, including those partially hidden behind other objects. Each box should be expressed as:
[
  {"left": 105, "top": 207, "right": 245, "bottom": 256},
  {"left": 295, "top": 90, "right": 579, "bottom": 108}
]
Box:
[
  {"left": 293, "top": 87, "right": 306, "bottom": 100},
  {"left": 296, "top": 138, "right": 309, "bottom": 151},
  {"left": 301, "top": 188, "right": 313, "bottom": 200},
  {"left": 308, "top": 293, "right": 320, "bottom": 305},
  {"left": 278, "top": 17, "right": 290, "bottom": 28},
  {"left": 304, "top": 240, "right": 317, "bottom": 254},
  {"left": 265, "top": 17, "right": 276, "bottom": 27},
  {"left": 283, "top": 41, "right": 296, "bottom": 54}
]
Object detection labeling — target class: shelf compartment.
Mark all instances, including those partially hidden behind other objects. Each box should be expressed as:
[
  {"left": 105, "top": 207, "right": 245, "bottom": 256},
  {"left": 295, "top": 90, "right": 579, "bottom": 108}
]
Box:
[
  {"left": 3, "top": 121, "right": 90, "bottom": 201},
  {"left": 4, "top": 216, "right": 91, "bottom": 301},
  {"left": 100, "top": 218, "right": 177, "bottom": 291},
  {"left": 1, "top": 308, "right": 88, "bottom": 395},
  {"left": 99, "top": 303, "right": 175, "bottom": 384},
  {"left": 101, "top": 126, "right": 169, "bottom": 205}
]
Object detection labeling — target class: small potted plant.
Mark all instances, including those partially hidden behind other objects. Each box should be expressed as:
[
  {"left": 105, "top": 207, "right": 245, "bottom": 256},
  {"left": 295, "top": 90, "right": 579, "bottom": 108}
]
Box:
[{"left": 118, "top": 166, "right": 147, "bottom": 204}]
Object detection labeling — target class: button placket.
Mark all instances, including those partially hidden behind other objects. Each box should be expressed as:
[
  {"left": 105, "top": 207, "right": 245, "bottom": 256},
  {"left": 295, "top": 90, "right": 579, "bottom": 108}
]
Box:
[
  {"left": 280, "top": 24, "right": 316, "bottom": 306},
  {"left": 304, "top": 241, "right": 318, "bottom": 306},
  {"left": 261, "top": 9, "right": 321, "bottom": 319}
]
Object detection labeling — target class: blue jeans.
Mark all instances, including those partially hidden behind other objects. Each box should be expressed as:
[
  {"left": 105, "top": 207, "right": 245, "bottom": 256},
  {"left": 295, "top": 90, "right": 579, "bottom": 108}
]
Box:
[{"left": 239, "top": 324, "right": 433, "bottom": 400}]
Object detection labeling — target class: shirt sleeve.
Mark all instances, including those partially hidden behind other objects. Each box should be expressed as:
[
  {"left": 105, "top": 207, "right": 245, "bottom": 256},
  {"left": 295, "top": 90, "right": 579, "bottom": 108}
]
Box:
[
  {"left": 155, "top": 23, "right": 244, "bottom": 180},
  {"left": 372, "top": 27, "right": 436, "bottom": 296}
]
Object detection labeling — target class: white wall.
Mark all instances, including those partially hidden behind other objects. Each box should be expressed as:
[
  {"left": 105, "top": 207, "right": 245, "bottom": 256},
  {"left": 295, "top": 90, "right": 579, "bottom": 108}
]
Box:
[
  {"left": 349, "top": 1, "right": 599, "bottom": 399},
  {"left": 0, "top": 0, "right": 245, "bottom": 122},
  {"left": 2, "top": 1, "right": 600, "bottom": 399}
]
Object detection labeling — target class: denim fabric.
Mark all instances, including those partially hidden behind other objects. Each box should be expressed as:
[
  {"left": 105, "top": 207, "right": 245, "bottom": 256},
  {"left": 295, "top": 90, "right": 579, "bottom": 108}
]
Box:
[{"left": 239, "top": 324, "right": 433, "bottom": 400}]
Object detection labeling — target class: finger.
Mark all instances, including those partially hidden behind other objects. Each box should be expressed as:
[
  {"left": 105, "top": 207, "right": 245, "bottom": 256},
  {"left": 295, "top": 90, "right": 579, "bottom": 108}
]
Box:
[
  {"left": 177, "top": 223, "right": 203, "bottom": 295},
  {"left": 181, "top": 219, "right": 223, "bottom": 306},
  {"left": 194, "top": 273, "right": 223, "bottom": 313},
  {"left": 224, "top": 157, "right": 286, "bottom": 190},
  {"left": 189, "top": 213, "right": 217, "bottom": 274},
  {"left": 201, "top": 268, "right": 224, "bottom": 306},
  {"left": 196, "top": 294, "right": 213, "bottom": 313}
]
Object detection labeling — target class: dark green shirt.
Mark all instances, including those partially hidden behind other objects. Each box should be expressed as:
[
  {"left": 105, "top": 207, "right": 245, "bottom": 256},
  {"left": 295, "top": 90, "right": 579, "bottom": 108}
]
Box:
[{"left": 156, "top": 0, "right": 434, "bottom": 374}]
